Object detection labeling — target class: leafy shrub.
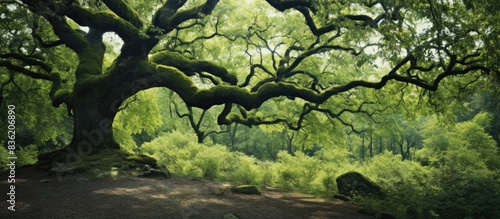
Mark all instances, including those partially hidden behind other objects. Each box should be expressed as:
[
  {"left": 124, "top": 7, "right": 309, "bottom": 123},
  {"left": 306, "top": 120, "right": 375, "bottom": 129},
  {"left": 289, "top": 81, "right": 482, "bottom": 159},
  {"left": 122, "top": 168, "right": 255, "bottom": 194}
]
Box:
[
  {"left": 223, "top": 156, "right": 260, "bottom": 185},
  {"left": 356, "top": 151, "right": 437, "bottom": 219},
  {"left": 17, "top": 145, "right": 38, "bottom": 166},
  {"left": 0, "top": 144, "right": 10, "bottom": 171},
  {"left": 141, "top": 131, "right": 263, "bottom": 184}
]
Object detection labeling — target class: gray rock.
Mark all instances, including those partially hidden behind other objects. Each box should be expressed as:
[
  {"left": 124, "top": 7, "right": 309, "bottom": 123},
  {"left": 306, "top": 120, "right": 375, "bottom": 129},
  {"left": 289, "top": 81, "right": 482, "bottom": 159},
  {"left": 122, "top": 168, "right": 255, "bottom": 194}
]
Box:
[{"left": 336, "top": 171, "right": 385, "bottom": 198}]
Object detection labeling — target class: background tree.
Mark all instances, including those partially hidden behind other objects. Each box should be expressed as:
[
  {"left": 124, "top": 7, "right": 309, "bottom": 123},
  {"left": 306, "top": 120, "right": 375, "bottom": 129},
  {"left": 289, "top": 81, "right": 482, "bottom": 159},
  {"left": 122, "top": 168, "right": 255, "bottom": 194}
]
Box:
[{"left": 0, "top": 0, "right": 497, "bottom": 167}]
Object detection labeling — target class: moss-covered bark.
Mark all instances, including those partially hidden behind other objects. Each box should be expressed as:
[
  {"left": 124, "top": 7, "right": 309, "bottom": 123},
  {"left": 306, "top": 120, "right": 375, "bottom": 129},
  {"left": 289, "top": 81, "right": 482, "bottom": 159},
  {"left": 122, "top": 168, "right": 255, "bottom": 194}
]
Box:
[
  {"left": 143, "top": 63, "right": 323, "bottom": 110},
  {"left": 150, "top": 51, "right": 237, "bottom": 85},
  {"left": 101, "top": 0, "right": 143, "bottom": 29}
]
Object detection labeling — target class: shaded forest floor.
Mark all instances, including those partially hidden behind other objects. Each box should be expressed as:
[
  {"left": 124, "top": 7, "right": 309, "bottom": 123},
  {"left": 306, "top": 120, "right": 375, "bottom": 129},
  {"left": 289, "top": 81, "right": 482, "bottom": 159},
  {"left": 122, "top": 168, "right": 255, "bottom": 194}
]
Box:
[{"left": 0, "top": 167, "right": 375, "bottom": 219}]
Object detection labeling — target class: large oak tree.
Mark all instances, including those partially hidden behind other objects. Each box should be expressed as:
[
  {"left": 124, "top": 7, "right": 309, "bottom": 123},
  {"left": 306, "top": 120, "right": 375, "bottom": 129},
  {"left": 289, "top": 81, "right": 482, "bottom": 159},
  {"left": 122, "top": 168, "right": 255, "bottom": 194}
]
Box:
[{"left": 0, "top": 0, "right": 497, "bottom": 166}]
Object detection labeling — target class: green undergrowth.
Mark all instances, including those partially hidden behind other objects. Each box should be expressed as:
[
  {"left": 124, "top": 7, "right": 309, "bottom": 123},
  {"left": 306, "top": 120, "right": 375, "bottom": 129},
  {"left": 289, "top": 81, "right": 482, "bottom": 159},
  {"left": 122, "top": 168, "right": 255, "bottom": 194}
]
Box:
[
  {"left": 141, "top": 131, "right": 500, "bottom": 219},
  {"left": 139, "top": 131, "right": 363, "bottom": 196}
]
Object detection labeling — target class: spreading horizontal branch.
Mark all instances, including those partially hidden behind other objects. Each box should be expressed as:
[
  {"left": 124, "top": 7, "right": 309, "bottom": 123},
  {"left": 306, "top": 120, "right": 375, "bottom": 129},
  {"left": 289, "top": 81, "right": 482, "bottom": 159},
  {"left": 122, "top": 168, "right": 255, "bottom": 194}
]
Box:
[
  {"left": 149, "top": 50, "right": 237, "bottom": 85},
  {"left": 0, "top": 60, "right": 73, "bottom": 110},
  {"left": 0, "top": 53, "right": 52, "bottom": 72},
  {"left": 0, "top": 61, "right": 51, "bottom": 80},
  {"left": 140, "top": 49, "right": 488, "bottom": 110},
  {"left": 265, "top": 0, "right": 314, "bottom": 12},
  {"left": 153, "top": 0, "right": 220, "bottom": 34}
]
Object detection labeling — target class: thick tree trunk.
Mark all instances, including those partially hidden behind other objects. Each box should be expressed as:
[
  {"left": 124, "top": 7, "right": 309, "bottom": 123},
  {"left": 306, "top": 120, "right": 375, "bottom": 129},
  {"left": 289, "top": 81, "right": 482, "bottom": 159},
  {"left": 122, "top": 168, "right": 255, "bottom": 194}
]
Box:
[
  {"left": 37, "top": 84, "right": 124, "bottom": 169},
  {"left": 70, "top": 92, "right": 120, "bottom": 155}
]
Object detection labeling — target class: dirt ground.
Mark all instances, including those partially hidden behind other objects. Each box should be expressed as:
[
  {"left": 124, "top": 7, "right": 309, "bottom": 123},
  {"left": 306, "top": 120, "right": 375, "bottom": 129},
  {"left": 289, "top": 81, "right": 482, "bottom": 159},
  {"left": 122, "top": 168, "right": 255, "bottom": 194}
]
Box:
[{"left": 0, "top": 167, "right": 375, "bottom": 219}]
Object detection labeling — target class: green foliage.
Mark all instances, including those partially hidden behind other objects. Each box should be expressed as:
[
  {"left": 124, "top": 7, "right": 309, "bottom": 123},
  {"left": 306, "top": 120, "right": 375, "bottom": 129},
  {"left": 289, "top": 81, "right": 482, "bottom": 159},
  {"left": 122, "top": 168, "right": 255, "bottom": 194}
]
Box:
[
  {"left": 0, "top": 76, "right": 72, "bottom": 148},
  {"left": 114, "top": 89, "right": 163, "bottom": 152},
  {"left": 274, "top": 151, "right": 321, "bottom": 191},
  {"left": 16, "top": 145, "right": 39, "bottom": 166},
  {"left": 0, "top": 145, "right": 10, "bottom": 171},
  {"left": 141, "top": 131, "right": 257, "bottom": 181},
  {"left": 363, "top": 115, "right": 500, "bottom": 219},
  {"left": 357, "top": 151, "right": 438, "bottom": 219},
  {"left": 418, "top": 113, "right": 499, "bottom": 170},
  {"left": 140, "top": 131, "right": 346, "bottom": 194},
  {"left": 223, "top": 156, "right": 262, "bottom": 185},
  {"left": 140, "top": 110, "right": 499, "bottom": 219},
  {"left": 0, "top": 144, "right": 38, "bottom": 170}
]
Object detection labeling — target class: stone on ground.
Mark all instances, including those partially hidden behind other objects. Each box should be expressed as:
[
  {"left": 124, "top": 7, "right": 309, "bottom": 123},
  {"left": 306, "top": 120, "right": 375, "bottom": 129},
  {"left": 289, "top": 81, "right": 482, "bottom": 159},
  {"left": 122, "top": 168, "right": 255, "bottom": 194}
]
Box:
[{"left": 336, "top": 171, "right": 385, "bottom": 198}]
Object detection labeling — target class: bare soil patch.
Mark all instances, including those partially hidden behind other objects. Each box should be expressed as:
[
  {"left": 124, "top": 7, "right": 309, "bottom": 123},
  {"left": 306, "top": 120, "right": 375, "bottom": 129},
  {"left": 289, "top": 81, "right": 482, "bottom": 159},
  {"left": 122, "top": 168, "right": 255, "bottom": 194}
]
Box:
[{"left": 0, "top": 167, "right": 375, "bottom": 219}]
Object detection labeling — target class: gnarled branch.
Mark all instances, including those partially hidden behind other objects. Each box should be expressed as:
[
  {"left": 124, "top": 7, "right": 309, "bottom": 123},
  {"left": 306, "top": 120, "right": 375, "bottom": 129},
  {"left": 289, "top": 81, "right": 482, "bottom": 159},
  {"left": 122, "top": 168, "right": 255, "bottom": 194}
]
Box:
[
  {"left": 153, "top": 0, "right": 220, "bottom": 34},
  {"left": 141, "top": 48, "right": 488, "bottom": 112},
  {"left": 0, "top": 61, "right": 51, "bottom": 80},
  {"left": 0, "top": 53, "right": 52, "bottom": 72},
  {"left": 101, "top": 0, "right": 143, "bottom": 29},
  {"left": 150, "top": 50, "right": 237, "bottom": 85},
  {"left": 265, "top": 0, "right": 314, "bottom": 12},
  {"left": 66, "top": 5, "right": 143, "bottom": 40}
]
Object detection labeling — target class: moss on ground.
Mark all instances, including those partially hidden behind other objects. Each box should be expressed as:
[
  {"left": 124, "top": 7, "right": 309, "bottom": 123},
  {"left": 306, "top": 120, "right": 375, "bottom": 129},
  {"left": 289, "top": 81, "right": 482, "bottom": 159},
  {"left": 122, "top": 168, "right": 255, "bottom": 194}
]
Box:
[{"left": 50, "top": 149, "right": 168, "bottom": 179}]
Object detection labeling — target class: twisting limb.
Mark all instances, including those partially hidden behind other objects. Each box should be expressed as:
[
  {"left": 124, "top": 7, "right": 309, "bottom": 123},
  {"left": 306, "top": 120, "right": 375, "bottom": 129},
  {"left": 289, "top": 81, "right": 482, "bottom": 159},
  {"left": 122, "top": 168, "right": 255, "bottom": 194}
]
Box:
[
  {"left": 0, "top": 61, "right": 51, "bottom": 80},
  {"left": 214, "top": 100, "right": 372, "bottom": 135},
  {"left": 149, "top": 50, "right": 237, "bottom": 85},
  {"left": 265, "top": 0, "right": 314, "bottom": 12},
  {"left": 48, "top": 71, "right": 73, "bottom": 109},
  {"left": 239, "top": 64, "right": 275, "bottom": 88},
  {"left": 171, "top": 17, "right": 226, "bottom": 46},
  {"left": 0, "top": 59, "right": 74, "bottom": 113},
  {"left": 197, "top": 72, "right": 220, "bottom": 85},
  {"left": 295, "top": 7, "right": 337, "bottom": 36},
  {"left": 40, "top": 13, "right": 88, "bottom": 53},
  {"left": 284, "top": 70, "right": 320, "bottom": 92},
  {"left": 153, "top": 0, "right": 220, "bottom": 34},
  {"left": 173, "top": 98, "right": 222, "bottom": 143},
  {"left": 282, "top": 44, "right": 367, "bottom": 77},
  {"left": 140, "top": 43, "right": 489, "bottom": 112},
  {"left": 101, "top": 0, "right": 143, "bottom": 29},
  {"left": 0, "top": 53, "right": 52, "bottom": 72},
  {"left": 66, "top": 5, "right": 143, "bottom": 40}
]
